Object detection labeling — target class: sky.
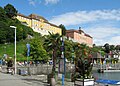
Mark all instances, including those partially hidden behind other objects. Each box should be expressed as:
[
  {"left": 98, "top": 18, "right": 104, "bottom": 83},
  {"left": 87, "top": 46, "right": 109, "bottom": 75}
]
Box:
[{"left": 0, "top": 0, "right": 120, "bottom": 46}]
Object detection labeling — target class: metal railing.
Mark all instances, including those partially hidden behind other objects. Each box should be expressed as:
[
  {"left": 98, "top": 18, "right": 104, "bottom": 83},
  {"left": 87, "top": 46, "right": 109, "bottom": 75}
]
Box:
[{"left": 93, "top": 63, "right": 120, "bottom": 70}]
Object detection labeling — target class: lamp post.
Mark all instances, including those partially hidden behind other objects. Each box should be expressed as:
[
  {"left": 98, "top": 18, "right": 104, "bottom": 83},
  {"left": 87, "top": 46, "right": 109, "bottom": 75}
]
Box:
[
  {"left": 60, "top": 36, "right": 65, "bottom": 86},
  {"left": 10, "top": 26, "right": 17, "bottom": 74}
]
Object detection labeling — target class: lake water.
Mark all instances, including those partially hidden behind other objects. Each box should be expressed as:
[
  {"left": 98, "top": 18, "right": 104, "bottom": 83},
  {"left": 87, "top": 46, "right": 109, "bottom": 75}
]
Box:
[{"left": 93, "top": 72, "right": 120, "bottom": 81}]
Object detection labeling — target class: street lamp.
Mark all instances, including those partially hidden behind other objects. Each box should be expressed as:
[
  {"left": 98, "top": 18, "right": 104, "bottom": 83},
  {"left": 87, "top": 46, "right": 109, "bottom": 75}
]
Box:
[
  {"left": 60, "top": 36, "right": 65, "bottom": 86},
  {"left": 10, "top": 26, "right": 17, "bottom": 74}
]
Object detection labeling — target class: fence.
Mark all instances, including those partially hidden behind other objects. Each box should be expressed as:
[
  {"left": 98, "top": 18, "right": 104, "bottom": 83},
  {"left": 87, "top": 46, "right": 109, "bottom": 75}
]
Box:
[{"left": 93, "top": 63, "right": 120, "bottom": 70}]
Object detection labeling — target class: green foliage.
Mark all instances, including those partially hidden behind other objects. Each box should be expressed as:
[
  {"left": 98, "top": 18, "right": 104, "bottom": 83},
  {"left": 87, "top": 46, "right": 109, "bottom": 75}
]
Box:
[
  {"left": 44, "top": 33, "right": 61, "bottom": 77},
  {"left": 44, "top": 33, "right": 61, "bottom": 54},
  {"left": 74, "top": 43, "right": 93, "bottom": 79},
  {"left": 0, "top": 4, "right": 35, "bottom": 44},
  {"left": 29, "top": 37, "right": 48, "bottom": 62},
  {"left": 115, "top": 45, "right": 120, "bottom": 51},
  {"left": 4, "top": 4, "right": 18, "bottom": 18},
  {"left": 0, "top": 40, "right": 27, "bottom": 61},
  {"left": 64, "top": 39, "right": 73, "bottom": 61},
  {"left": 0, "top": 21, "right": 14, "bottom": 43},
  {"left": 59, "top": 24, "right": 66, "bottom": 36},
  {"left": 0, "top": 7, "right": 7, "bottom": 20},
  {"left": 104, "top": 43, "right": 110, "bottom": 53}
]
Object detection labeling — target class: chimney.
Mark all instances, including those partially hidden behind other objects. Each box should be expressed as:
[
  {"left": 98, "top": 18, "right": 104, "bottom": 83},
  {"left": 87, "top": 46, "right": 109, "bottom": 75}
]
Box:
[
  {"left": 79, "top": 27, "right": 82, "bottom": 33},
  {"left": 79, "top": 27, "right": 81, "bottom": 30}
]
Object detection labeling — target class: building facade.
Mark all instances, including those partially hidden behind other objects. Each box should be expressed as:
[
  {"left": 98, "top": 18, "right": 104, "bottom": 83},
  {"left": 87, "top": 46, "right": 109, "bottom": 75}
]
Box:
[
  {"left": 17, "top": 14, "right": 61, "bottom": 35},
  {"left": 66, "top": 28, "right": 93, "bottom": 47}
]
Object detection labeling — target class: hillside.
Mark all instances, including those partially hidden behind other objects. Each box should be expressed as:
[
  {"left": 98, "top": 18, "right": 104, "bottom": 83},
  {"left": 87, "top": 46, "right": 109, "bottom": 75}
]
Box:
[{"left": 0, "top": 40, "right": 31, "bottom": 61}]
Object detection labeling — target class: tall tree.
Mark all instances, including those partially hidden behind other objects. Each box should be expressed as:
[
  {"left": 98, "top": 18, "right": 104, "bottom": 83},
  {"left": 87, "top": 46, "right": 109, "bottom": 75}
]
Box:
[
  {"left": 59, "top": 24, "right": 66, "bottom": 36},
  {"left": 4, "top": 4, "right": 18, "bottom": 18},
  {"left": 44, "top": 33, "right": 61, "bottom": 77},
  {"left": 64, "top": 39, "right": 73, "bottom": 61},
  {"left": 0, "top": 7, "right": 6, "bottom": 20}
]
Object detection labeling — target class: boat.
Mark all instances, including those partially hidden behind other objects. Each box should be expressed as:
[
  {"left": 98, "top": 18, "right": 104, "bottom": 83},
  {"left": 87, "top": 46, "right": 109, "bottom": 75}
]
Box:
[{"left": 96, "top": 79, "right": 120, "bottom": 85}]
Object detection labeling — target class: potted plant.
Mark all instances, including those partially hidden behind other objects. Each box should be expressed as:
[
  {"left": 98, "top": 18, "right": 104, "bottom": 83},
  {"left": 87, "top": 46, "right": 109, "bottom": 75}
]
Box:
[{"left": 74, "top": 43, "right": 94, "bottom": 86}]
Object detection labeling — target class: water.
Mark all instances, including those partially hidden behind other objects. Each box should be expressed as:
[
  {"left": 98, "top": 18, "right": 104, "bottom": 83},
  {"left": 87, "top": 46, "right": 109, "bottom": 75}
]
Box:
[{"left": 93, "top": 72, "right": 120, "bottom": 81}]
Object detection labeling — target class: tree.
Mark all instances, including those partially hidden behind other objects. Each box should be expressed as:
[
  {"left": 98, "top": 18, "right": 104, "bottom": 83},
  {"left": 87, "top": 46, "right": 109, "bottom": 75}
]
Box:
[
  {"left": 115, "top": 45, "right": 120, "bottom": 58},
  {"left": 0, "top": 6, "right": 6, "bottom": 20},
  {"left": 115, "top": 45, "right": 120, "bottom": 51},
  {"left": 110, "top": 45, "right": 115, "bottom": 51},
  {"left": 64, "top": 39, "right": 74, "bottom": 61},
  {"left": 74, "top": 43, "right": 93, "bottom": 82},
  {"left": 104, "top": 43, "right": 110, "bottom": 58},
  {"left": 29, "top": 36, "right": 48, "bottom": 64},
  {"left": 44, "top": 33, "right": 61, "bottom": 78},
  {"left": 4, "top": 4, "right": 18, "bottom": 18},
  {"left": 104, "top": 43, "right": 110, "bottom": 53},
  {"left": 59, "top": 24, "right": 66, "bottom": 36}
]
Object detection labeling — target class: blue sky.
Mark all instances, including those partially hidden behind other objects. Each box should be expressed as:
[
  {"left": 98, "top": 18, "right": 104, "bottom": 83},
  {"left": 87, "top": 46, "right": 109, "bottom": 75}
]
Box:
[{"left": 0, "top": 0, "right": 120, "bottom": 45}]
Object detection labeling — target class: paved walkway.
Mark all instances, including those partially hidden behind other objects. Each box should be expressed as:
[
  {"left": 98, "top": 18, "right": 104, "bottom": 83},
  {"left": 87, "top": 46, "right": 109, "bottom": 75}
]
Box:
[
  {"left": 0, "top": 72, "right": 47, "bottom": 86},
  {"left": 0, "top": 72, "right": 107, "bottom": 86}
]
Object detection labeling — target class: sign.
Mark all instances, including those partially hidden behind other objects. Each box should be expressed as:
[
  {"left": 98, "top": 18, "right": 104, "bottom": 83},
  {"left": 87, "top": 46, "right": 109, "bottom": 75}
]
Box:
[
  {"left": 60, "top": 46, "right": 65, "bottom": 51},
  {"left": 26, "top": 43, "right": 30, "bottom": 57}
]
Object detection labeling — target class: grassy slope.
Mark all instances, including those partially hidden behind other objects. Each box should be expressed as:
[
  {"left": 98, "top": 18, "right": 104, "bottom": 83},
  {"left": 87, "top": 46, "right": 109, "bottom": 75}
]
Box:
[{"left": 0, "top": 40, "right": 29, "bottom": 61}]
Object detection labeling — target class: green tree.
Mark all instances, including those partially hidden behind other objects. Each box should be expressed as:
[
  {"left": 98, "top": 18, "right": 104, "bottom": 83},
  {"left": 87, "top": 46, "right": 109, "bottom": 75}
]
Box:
[
  {"left": 44, "top": 33, "right": 61, "bottom": 77},
  {"left": 4, "top": 4, "right": 18, "bottom": 18},
  {"left": 64, "top": 39, "right": 73, "bottom": 61},
  {"left": 104, "top": 43, "right": 110, "bottom": 58},
  {"left": 110, "top": 45, "right": 115, "bottom": 51},
  {"left": 115, "top": 45, "right": 120, "bottom": 51},
  {"left": 0, "top": 6, "right": 6, "bottom": 20},
  {"left": 59, "top": 24, "right": 66, "bottom": 36},
  {"left": 29, "top": 37, "right": 48, "bottom": 64},
  {"left": 74, "top": 43, "right": 93, "bottom": 81},
  {"left": 104, "top": 43, "right": 110, "bottom": 53}
]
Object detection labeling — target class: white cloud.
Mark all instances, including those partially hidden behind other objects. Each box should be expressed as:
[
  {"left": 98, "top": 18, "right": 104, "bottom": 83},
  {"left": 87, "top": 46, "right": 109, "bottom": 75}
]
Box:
[
  {"left": 45, "top": 0, "right": 59, "bottom": 4},
  {"left": 49, "top": 9, "right": 120, "bottom": 45},
  {"left": 107, "top": 36, "right": 120, "bottom": 45},
  {"left": 28, "top": 0, "right": 36, "bottom": 6},
  {"left": 49, "top": 9, "right": 120, "bottom": 26},
  {"left": 28, "top": 0, "right": 59, "bottom": 6},
  {"left": 86, "top": 27, "right": 120, "bottom": 39},
  {"left": 85, "top": 26, "right": 120, "bottom": 45}
]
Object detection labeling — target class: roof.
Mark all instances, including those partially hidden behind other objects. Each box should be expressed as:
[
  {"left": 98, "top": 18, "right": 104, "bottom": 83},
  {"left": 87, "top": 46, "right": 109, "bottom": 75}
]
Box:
[
  {"left": 17, "top": 13, "right": 48, "bottom": 22},
  {"left": 66, "top": 29, "right": 79, "bottom": 33},
  {"left": 17, "top": 13, "right": 30, "bottom": 19},
  {"left": 29, "top": 14, "right": 48, "bottom": 22},
  {"left": 44, "top": 21, "right": 60, "bottom": 28},
  {"left": 17, "top": 13, "right": 60, "bottom": 28},
  {"left": 66, "top": 29, "right": 93, "bottom": 38}
]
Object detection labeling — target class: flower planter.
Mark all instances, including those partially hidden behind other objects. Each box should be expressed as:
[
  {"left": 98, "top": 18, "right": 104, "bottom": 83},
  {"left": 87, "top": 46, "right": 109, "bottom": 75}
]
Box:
[{"left": 75, "top": 78, "right": 94, "bottom": 86}]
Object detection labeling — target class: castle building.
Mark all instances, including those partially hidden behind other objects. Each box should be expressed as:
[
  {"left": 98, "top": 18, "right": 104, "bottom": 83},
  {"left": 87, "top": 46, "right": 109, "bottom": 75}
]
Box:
[
  {"left": 17, "top": 13, "right": 61, "bottom": 35},
  {"left": 66, "top": 27, "right": 93, "bottom": 47}
]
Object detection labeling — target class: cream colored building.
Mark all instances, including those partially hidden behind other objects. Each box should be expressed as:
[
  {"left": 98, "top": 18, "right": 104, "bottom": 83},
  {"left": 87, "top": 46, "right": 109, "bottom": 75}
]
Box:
[{"left": 17, "top": 14, "right": 61, "bottom": 35}]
